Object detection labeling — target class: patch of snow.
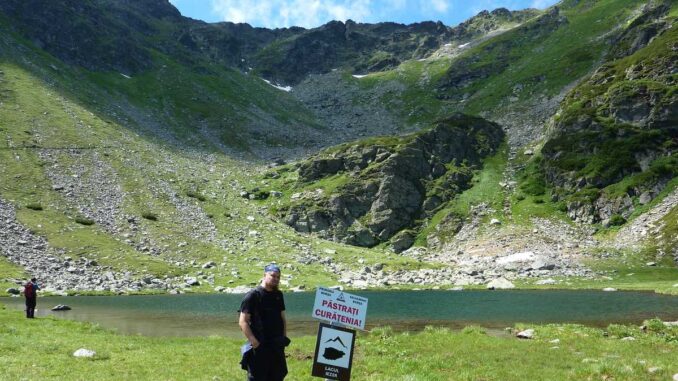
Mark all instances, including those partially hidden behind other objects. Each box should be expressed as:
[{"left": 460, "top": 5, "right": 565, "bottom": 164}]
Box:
[
  {"left": 458, "top": 42, "right": 470, "bottom": 48},
  {"left": 444, "top": 43, "right": 452, "bottom": 47},
  {"left": 262, "top": 78, "right": 292, "bottom": 92},
  {"left": 496, "top": 251, "right": 535, "bottom": 265},
  {"left": 120, "top": 73, "right": 131, "bottom": 79},
  {"left": 352, "top": 74, "right": 367, "bottom": 79}
]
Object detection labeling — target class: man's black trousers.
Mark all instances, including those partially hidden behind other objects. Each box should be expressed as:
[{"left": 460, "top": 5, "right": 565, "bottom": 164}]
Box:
[
  {"left": 246, "top": 345, "right": 287, "bottom": 381},
  {"left": 25, "top": 297, "right": 36, "bottom": 318}
]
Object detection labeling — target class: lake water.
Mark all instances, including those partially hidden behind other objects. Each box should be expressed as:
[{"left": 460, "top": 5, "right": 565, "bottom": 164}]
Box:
[{"left": 3, "top": 290, "right": 678, "bottom": 337}]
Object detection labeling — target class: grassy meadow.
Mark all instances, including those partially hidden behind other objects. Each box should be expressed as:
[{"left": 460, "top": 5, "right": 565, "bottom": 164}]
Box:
[{"left": 0, "top": 304, "right": 676, "bottom": 381}]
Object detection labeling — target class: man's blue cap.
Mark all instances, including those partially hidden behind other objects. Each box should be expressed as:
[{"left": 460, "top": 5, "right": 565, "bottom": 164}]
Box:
[{"left": 264, "top": 264, "right": 281, "bottom": 273}]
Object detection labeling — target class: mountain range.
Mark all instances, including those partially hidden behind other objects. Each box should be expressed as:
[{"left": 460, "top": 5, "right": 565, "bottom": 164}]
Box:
[{"left": 0, "top": 0, "right": 675, "bottom": 294}]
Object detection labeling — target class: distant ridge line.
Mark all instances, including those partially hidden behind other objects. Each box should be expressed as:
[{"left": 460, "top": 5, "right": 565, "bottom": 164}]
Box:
[{"left": 0, "top": 145, "right": 114, "bottom": 150}]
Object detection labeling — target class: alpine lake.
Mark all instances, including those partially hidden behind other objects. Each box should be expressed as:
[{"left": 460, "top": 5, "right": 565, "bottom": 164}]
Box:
[{"left": 3, "top": 290, "right": 678, "bottom": 337}]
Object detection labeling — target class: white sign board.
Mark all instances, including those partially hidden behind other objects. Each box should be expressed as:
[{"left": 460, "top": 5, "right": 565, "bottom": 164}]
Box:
[{"left": 312, "top": 287, "right": 368, "bottom": 330}]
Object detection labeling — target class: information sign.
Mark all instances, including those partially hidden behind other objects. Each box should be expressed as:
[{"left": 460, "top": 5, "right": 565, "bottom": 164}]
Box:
[
  {"left": 311, "top": 323, "right": 356, "bottom": 381},
  {"left": 311, "top": 287, "right": 368, "bottom": 330}
]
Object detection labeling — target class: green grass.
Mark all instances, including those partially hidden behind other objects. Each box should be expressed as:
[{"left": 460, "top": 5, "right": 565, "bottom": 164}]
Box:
[
  {"left": 0, "top": 305, "right": 676, "bottom": 380},
  {"left": 0, "top": 258, "right": 25, "bottom": 291},
  {"left": 415, "top": 143, "right": 508, "bottom": 246},
  {"left": 443, "top": 143, "right": 507, "bottom": 217}
]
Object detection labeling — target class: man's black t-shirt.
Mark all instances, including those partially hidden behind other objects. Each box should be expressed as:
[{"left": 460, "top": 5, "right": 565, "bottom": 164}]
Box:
[{"left": 240, "top": 286, "right": 285, "bottom": 342}]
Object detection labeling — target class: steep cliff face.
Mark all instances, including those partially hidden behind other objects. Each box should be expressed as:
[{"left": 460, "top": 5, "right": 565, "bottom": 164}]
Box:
[
  {"left": 274, "top": 114, "right": 504, "bottom": 249},
  {"left": 539, "top": 9, "right": 677, "bottom": 225}
]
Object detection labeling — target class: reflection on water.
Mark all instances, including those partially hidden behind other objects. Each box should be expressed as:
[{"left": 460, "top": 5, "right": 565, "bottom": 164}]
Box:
[{"left": 2, "top": 290, "right": 678, "bottom": 337}]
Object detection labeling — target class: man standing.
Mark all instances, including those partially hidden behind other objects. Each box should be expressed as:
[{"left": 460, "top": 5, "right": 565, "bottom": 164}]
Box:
[
  {"left": 239, "top": 264, "right": 290, "bottom": 381},
  {"left": 23, "top": 277, "right": 40, "bottom": 318}
]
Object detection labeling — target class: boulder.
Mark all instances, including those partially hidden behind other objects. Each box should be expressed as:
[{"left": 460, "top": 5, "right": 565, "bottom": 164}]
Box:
[
  {"left": 517, "top": 329, "right": 534, "bottom": 339},
  {"left": 602, "top": 287, "right": 617, "bottom": 292},
  {"left": 487, "top": 277, "right": 515, "bottom": 289},
  {"left": 51, "top": 304, "right": 72, "bottom": 311},
  {"left": 73, "top": 348, "right": 96, "bottom": 358},
  {"left": 390, "top": 230, "right": 415, "bottom": 253},
  {"left": 226, "top": 285, "right": 251, "bottom": 294},
  {"left": 531, "top": 257, "right": 556, "bottom": 271},
  {"left": 6, "top": 288, "right": 20, "bottom": 295},
  {"left": 497, "top": 252, "right": 535, "bottom": 265}
]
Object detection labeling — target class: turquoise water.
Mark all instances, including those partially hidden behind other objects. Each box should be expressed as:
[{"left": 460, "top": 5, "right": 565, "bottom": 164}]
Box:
[{"left": 3, "top": 290, "right": 678, "bottom": 337}]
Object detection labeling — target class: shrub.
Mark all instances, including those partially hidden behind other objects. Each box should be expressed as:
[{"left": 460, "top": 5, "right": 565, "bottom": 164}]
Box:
[
  {"left": 25, "top": 203, "right": 43, "bottom": 211},
  {"left": 608, "top": 214, "right": 626, "bottom": 226},
  {"left": 462, "top": 325, "right": 486, "bottom": 335},
  {"left": 520, "top": 177, "right": 546, "bottom": 196},
  {"left": 250, "top": 190, "right": 270, "bottom": 200},
  {"left": 556, "top": 202, "right": 568, "bottom": 212},
  {"left": 370, "top": 326, "right": 394, "bottom": 338},
  {"left": 643, "top": 318, "right": 667, "bottom": 333},
  {"left": 142, "top": 212, "right": 158, "bottom": 221},
  {"left": 75, "top": 217, "right": 95, "bottom": 226},
  {"left": 186, "top": 191, "right": 206, "bottom": 201},
  {"left": 606, "top": 324, "right": 636, "bottom": 338}
]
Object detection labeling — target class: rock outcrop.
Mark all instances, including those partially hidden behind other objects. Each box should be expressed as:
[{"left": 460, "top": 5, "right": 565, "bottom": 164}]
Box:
[
  {"left": 278, "top": 114, "right": 504, "bottom": 248},
  {"left": 540, "top": 19, "right": 678, "bottom": 224}
]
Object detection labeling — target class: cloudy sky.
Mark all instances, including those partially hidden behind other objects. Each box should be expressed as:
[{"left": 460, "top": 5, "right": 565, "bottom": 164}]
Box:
[{"left": 169, "top": 0, "right": 559, "bottom": 29}]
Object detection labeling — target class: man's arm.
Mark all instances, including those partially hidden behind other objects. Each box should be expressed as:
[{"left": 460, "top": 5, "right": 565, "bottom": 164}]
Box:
[
  {"left": 281, "top": 310, "right": 287, "bottom": 337},
  {"left": 239, "top": 312, "right": 260, "bottom": 348}
]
